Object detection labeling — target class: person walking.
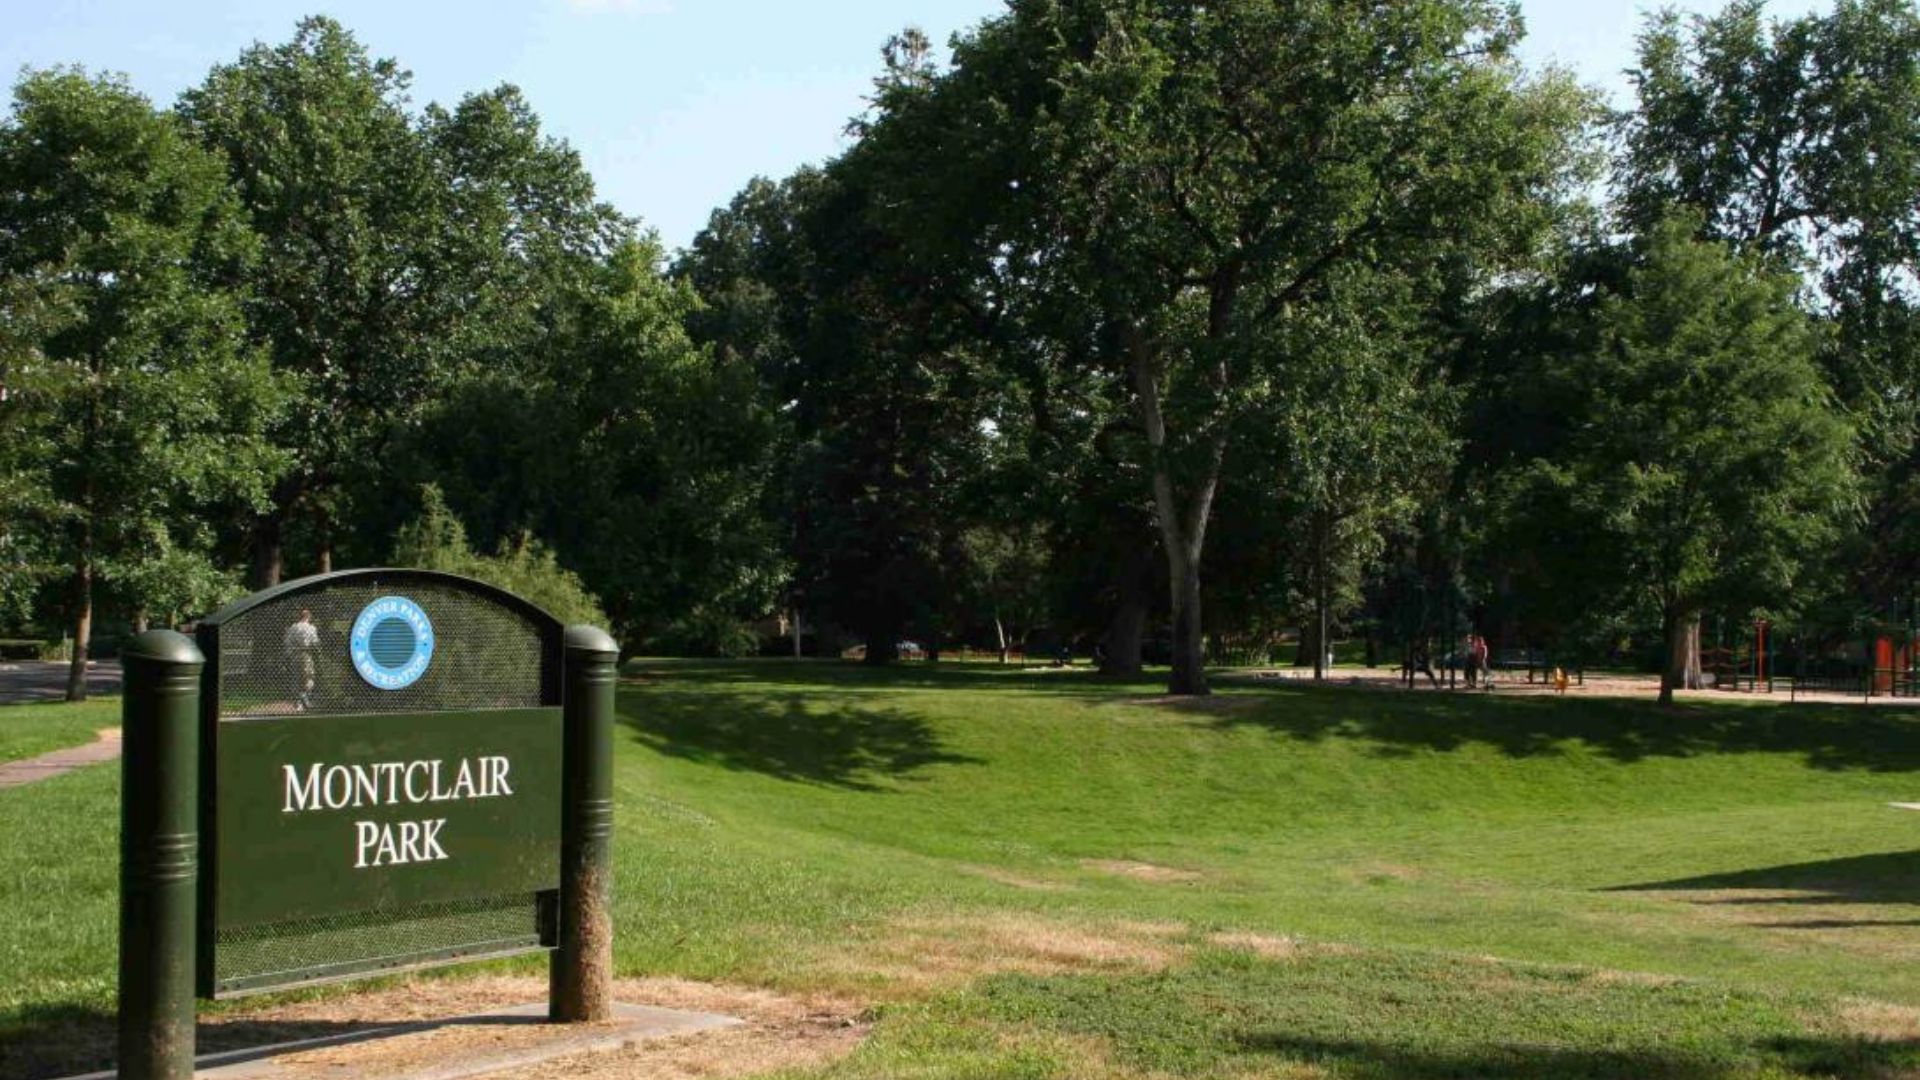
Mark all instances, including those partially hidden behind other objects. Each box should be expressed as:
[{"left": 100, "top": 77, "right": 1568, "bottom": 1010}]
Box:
[
  {"left": 1471, "top": 633, "right": 1491, "bottom": 690},
  {"left": 284, "top": 607, "right": 319, "bottom": 711}
]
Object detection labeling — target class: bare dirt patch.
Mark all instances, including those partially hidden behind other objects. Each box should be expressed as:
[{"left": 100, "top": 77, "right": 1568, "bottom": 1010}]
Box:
[
  {"left": 824, "top": 912, "right": 1187, "bottom": 991},
  {"left": 184, "top": 974, "right": 866, "bottom": 1080},
  {"left": 1081, "top": 858, "right": 1204, "bottom": 883},
  {"left": 958, "top": 863, "right": 1075, "bottom": 891}
]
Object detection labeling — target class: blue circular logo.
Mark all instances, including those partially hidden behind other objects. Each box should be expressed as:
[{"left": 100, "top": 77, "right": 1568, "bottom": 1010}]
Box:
[{"left": 349, "top": 596, "right": 434, "bottom": 690}]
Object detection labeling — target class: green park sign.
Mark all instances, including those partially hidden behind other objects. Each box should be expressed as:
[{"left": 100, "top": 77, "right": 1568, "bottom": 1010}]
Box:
[{"left": 116, "top": 568, "right": 619, "bottom": 1080}]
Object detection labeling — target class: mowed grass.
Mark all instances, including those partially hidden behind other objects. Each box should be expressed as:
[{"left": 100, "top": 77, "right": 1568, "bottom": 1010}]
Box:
[
  {"left": 7, "top": 660, "right": 1920, "bottom": 1077},
  {"left": 0, "top": 697, "right": 115, "bottom": 763}
]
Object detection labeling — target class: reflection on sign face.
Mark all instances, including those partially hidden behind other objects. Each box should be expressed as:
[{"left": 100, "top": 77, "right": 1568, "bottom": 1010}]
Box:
[{"left": 349, "top": 596, "right": 435, "bottom": 690}]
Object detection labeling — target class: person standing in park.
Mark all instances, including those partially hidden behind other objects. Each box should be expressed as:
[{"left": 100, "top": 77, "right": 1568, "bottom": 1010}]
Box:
[
  {"left": 1472, "top": 633, "right": 1491, "bottom": 690},
  {"left": 284, "top": 608, "right": 319, "bottom": 711}
]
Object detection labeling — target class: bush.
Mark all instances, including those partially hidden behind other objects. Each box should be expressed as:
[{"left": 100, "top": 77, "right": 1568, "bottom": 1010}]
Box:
[
  {"left": 648, "top": 608, "right": 759, "bottom": 658},
  {"left": 391, "top": 485, "right": 610, "bottom": 630},
  {"left": 0, "top": 639, "right": 54, "bottom": 661}
]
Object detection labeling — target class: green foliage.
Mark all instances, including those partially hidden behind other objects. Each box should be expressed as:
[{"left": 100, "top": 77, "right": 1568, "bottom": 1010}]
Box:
[
  {"left": 881, "top": 0, "right": 1595, "bottom": 691},
  {"left": 646, "top": 608, "right": 761, "bottom": 658},
  {"left": 181, "top": 17, "right": 633, "bottom": 580},
  {"left": 0, "top": 68, "right": 284, "bottom": 671},
  {"left": 396, "top": 238, "right": 786, "bottom": 645},
  {"left": 1621, "top": 0, "right": 1920, "bottom": 602},
  {"left": 391, "top": 485, "right": 609, "bottom": 629},
  {"left": 1519, "top": 215, "right": 1858, "bottom": 693},
  {"left": 180, "top": 18, "right": 441, "bottom": 573}
]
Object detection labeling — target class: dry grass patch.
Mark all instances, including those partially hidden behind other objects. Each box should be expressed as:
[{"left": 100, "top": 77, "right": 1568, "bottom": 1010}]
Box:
[
  {"left": 1829, "top": 997, "right": 1920, "bottom": 1042},
  {"left": 1081, "top": 858, "right": 1203, "bottom": 883},
  {"left": 823, "top": 912, "right": 1188, "bottom": 992},
  {"left": 1202, "top": 929, "right": 1362, "bottom": 962},
  {"left": 957, "top": 863, "right": 1075, "bottom": 891},
  {"left": 1579, "top": 967, "right": 1684, "bottom": 989}
]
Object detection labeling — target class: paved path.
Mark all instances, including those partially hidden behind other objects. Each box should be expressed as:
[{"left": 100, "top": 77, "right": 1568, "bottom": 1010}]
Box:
[
  {"left": 0, "top": 660, "right": 121, "bottom": 704},
  {"left": 0, "top": 726, "right": 121, "bottom": 789}
]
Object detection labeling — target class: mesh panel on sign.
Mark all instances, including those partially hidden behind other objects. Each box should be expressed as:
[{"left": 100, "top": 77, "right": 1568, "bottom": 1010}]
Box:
[
  {"left": 214, "top": 894, "right": 543, "bottom": 995},
  {"left": 215, "top": 579, "right": 544, "bottom": 719}
]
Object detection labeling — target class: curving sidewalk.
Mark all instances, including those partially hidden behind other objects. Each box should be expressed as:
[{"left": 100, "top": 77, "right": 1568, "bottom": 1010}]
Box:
[{"left": 0, "top": 727, "right": 121, "bottom": 790}]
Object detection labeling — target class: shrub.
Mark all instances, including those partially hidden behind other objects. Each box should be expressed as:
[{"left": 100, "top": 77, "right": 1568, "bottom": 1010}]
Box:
[
  {"left": 648, "top": 607, "right": 759, "bottom": 658},
  {"left": 391, "top": 485, "right": 610, "bottom": 630}
]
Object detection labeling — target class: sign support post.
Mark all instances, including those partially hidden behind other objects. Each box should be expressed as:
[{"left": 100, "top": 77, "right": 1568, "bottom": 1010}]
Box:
[
  {"left": 119, "top": 630, "right": 204, "bottom": 1080},
  {"left": 552, "top": 624, "right": 618, "bottom": 1021}
]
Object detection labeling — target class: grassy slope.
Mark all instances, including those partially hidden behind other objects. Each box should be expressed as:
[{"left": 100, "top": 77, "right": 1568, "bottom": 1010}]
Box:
[
  {"left": 7, "top": 661, "right": 1920, "bottom": 1077},
  {"left": 0, "top": 698, "right": 116, "bottom": 763}
]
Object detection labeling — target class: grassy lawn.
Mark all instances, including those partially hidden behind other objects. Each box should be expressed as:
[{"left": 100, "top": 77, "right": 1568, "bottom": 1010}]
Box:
[
  {"left": 0, "top": 697, "right": 117, "bottom": 763},
  {"left": 7, "top": 660, "right": 1920, "bottom": 1077}
]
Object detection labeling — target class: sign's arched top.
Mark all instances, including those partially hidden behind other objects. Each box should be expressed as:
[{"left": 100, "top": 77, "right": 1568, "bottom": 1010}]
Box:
[{"left": 349, "top": 595, "right": 435, "bottom": 690}]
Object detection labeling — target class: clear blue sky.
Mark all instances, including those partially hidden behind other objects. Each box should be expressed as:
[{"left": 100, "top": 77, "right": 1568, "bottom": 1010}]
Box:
[{"left": 2, "top": 0, "right": 1829, "bottom": 252}]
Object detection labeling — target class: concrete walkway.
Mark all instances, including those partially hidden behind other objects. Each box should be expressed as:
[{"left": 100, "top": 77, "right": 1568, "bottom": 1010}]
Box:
[{"left": 0, "top": 727, "right": 121, "bottom": 790}]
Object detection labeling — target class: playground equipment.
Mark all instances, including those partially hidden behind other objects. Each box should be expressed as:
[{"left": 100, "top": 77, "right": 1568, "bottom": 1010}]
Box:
[
  {"left": 1781, "top": 592, "right": 1919, "bottom": 701},
  {"left": 1703, "top": 617, "right": 1774, "bottom": 693}
]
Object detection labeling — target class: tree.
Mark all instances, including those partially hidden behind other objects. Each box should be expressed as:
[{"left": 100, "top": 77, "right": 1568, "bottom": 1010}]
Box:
[
  {"left": 0, "top": 70, "right": 283, "bottom": 699},
  {"left": 180, "top": 18, "right": 447, "bottom": 584},
  {"left": 680, "top": 133, "right": 997, "bottom": 663},
  {"left": 959, "top": 522, "right": 1052, "bottom": 663},
  {"left": 1532, "top": 216, "right": 1857, "bottom": 704},
  {"left": 1249, "top": 274, "right": 1456, "bottom": 678},
  {"left": 1621, "top": 0, "right": 1920, "bottom": 602},
  {"left": 396, "top": 239, "right": 786, "bottom": 648},
  {"left": 906, "top": 0, "right": 1589, "bottom": 693}
]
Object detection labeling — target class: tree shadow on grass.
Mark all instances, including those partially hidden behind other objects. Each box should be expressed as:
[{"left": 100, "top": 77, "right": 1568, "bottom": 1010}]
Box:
[
  {"left": 1192, "top": 685, "right": 1920, "bottom": 772},
  {"left": 1613, "top": 850, "right": 1920, "bottom": 905},
  {"left": 1233, "top": 1033, "right": 1920, "bottom": 1080},
  {"left": 619, "top": 689, "right": 982, "bottom": 791}
]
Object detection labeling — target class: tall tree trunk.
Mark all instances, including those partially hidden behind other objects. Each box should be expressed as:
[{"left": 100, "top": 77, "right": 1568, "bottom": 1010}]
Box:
[
  {"left": 1315, "top": 567, "right": 1330, "bottom": 682},
  {"left": 1129, "top": 326, "right": 1220, "bottom": 697},
  {"left": 995, "top": 613, "right": 1009, "bottom": 665},
  {"left": 1295, "top": 619, "right": 1320, "bottom": 668},
  {"left": 1101, "top": 544, "right": 1153, "bottom": 677},
  {"left": 1167, "top": 549, "right": 1206, "bottom": 695},
  {"left": 862, "top": 629, "right": 897, "bottom": 666},
  {"left": 1101, "top": 596, "right": 1146, "bottom": 677},
  {"left": 65, "top": 557, "right": 92, "bottom": 703},
  {"left": 250, "top": 508, "right": 285, "bottom": 590},
  {"left": 792, "top": 608, "right": 803, "bottom": 658},
  {"left": 1660, "top": 608, "right": 1701, "bottom": 706}
]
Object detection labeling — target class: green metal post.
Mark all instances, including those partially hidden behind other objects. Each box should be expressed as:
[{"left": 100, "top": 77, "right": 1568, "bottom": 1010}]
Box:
[
  {"left": 118, "top": 630, "right": 204, "bottom": 1080},
  {"left": 552, "top": 624, "right": 618, "bottom": 1022}
]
